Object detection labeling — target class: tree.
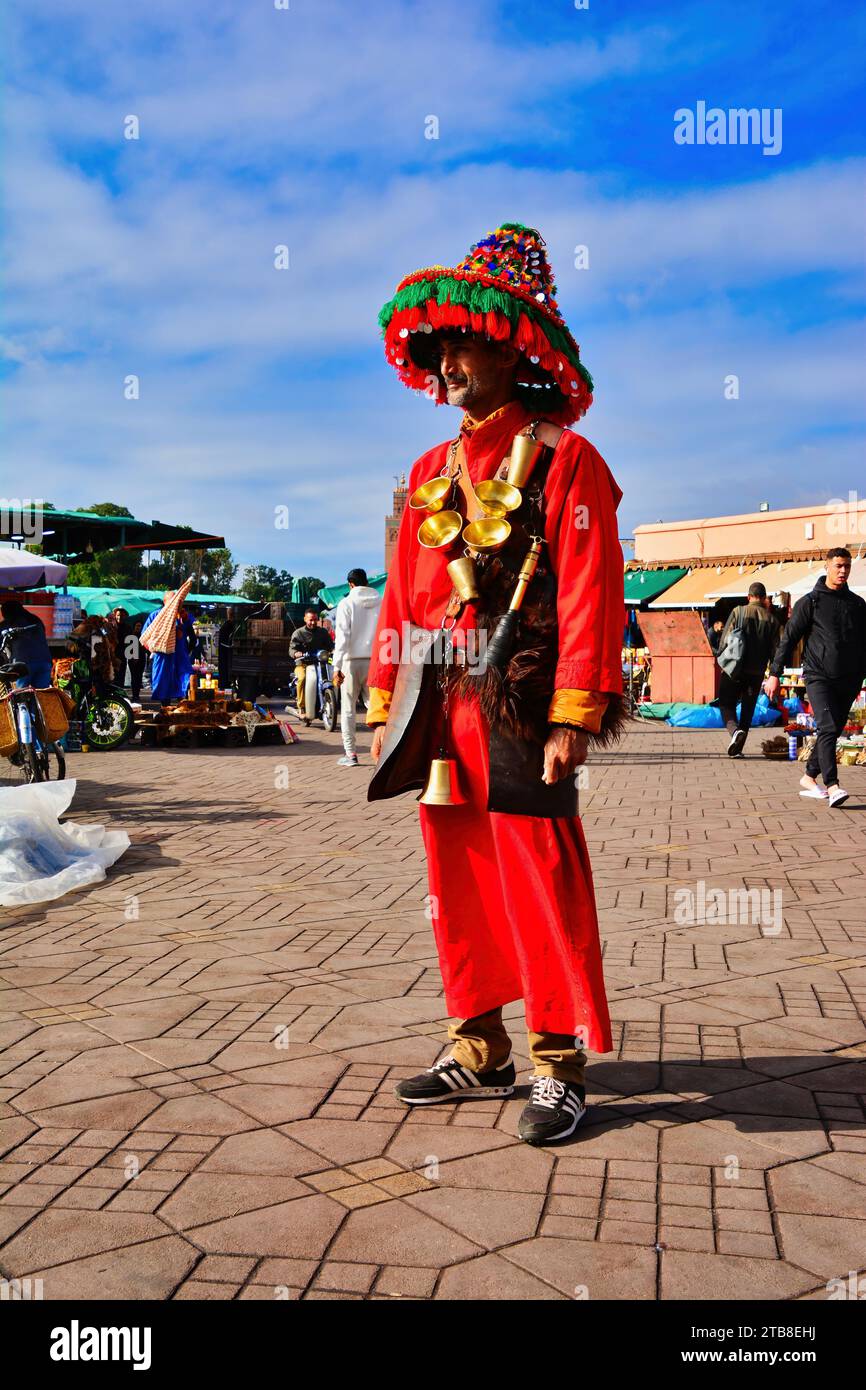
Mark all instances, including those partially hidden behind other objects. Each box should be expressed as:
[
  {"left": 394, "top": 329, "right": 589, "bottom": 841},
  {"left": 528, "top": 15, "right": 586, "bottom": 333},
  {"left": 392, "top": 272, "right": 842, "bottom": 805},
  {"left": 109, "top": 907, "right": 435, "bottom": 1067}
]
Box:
[
  {"left": 237, "top": 565, "right": 294, "bottom": 602},
  {"left": 77, "top": 503, "right": 135, "bottom": 518},
  {"left": 149, "top": 548, "right": 237, "bottom": 594}
]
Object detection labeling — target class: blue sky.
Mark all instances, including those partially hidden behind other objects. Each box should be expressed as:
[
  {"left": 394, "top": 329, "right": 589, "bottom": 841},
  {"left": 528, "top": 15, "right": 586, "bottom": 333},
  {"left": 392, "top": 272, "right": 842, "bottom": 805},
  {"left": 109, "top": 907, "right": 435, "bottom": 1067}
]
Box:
[{"left": 3, "top": 0, "right": 864, "bottom": 583}]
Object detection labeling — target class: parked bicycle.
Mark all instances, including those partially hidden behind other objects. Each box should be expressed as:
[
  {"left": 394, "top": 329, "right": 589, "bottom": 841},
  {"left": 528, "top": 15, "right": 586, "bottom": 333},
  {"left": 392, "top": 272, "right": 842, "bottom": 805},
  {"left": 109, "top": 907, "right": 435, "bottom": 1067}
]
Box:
[{"left": 0, "top": 626, "right": 67, "bottom": 784}]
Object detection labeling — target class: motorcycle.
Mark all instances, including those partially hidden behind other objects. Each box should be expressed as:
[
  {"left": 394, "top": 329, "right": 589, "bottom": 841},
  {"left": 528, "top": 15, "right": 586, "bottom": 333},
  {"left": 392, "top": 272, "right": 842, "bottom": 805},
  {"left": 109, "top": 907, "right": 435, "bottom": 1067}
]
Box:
[
  {"left": 54, "top": 634, "right": 136, "bottom": 751},
  {"left": 298, "top": 650, "right": 339, "bottom": 732}
]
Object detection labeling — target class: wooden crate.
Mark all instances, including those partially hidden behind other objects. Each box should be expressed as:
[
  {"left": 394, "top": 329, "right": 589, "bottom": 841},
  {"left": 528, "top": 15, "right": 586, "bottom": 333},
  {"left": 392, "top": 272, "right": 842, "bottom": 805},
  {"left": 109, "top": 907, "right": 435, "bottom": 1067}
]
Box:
[{"left": 248, "top": 619, "right": 286, "bottom": 638}]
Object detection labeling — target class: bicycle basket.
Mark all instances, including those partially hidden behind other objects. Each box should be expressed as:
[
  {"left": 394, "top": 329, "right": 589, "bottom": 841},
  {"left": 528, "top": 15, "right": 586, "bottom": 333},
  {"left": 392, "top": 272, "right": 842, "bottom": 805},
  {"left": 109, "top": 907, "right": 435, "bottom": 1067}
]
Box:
[
  {"left": 0, "top": 696, "right": 18, "bottom": 757},
  {"left": 35, "top": 687, "right": 71, "bottom": 742}
]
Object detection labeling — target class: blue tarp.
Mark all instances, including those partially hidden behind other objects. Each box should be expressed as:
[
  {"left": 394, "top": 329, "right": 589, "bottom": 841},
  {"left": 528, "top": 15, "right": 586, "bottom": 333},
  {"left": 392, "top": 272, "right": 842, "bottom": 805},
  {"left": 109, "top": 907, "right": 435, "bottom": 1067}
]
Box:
[{"left": 667, "top": 693, "right": 783, "bottom": 729}]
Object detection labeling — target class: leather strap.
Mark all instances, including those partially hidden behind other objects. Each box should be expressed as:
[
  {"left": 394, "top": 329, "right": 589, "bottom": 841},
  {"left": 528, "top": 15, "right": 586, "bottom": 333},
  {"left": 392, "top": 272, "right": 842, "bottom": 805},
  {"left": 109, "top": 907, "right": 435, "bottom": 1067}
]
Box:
[{"left": 447, "top": 437, "right": 482, "bottom": 521}]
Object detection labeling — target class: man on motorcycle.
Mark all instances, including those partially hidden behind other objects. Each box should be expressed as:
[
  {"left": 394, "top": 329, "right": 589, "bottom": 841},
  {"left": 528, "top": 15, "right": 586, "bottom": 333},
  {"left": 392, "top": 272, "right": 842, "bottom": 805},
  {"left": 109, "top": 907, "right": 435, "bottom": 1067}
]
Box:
[{"left": 289, "top": 609, "right": 334, "bottom": 724}]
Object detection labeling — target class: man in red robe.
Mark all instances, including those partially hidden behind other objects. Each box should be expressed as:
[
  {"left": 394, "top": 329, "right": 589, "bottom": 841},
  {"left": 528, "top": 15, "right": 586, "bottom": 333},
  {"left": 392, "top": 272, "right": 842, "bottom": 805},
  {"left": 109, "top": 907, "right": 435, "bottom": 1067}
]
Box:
[{"left": 366, "top": 224, "right": 624, "bottom": 1144}]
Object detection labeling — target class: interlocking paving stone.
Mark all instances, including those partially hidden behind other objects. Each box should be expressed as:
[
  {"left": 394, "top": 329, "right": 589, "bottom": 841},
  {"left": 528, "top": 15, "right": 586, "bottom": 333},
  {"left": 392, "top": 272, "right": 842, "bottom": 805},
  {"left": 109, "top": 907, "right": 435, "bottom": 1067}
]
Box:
[{"left": 0, "top": 721, "right": 863, "bottom": 1299}]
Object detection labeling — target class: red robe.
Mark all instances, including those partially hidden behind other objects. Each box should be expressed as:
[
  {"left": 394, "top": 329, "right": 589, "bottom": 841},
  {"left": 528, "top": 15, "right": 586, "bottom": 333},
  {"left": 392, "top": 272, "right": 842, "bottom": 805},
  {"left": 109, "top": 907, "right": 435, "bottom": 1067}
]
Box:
[{"left": 368, "top": 401, "right": 623, "bottom": 1051}]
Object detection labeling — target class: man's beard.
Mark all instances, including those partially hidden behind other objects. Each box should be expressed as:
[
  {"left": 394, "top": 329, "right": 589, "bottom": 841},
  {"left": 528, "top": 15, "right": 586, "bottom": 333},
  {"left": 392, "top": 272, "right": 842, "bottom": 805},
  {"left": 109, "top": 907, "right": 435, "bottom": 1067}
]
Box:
[{"left": 444, "top": 375, "right": 486, "bottom": 409}]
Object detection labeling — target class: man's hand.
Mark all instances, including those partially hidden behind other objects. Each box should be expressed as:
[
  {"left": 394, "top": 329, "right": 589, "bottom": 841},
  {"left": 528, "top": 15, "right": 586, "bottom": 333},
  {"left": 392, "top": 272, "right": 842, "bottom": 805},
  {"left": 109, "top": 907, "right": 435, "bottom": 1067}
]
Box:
[
  {"left": 542, "top": 726, "right": 588, "bottom": 784},
  {"left": 370, "top": 724, "right": 387, "bottom": 763},
  {"left": 332, "top": 671, "right": 344, "bottom": 688},
  {"left": 764, "top": 675, "right": 781, "bottom": 699}
]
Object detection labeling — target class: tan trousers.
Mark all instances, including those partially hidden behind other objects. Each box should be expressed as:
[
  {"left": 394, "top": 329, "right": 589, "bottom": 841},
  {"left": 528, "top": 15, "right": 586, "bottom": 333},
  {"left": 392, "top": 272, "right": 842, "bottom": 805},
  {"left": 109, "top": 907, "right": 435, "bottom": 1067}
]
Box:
[
  {"left": 448, "top": 1007, "right": 587, "bottom": 1086},
  {"left": 294, "top": 663, "right": 308, "bottom": 715}
]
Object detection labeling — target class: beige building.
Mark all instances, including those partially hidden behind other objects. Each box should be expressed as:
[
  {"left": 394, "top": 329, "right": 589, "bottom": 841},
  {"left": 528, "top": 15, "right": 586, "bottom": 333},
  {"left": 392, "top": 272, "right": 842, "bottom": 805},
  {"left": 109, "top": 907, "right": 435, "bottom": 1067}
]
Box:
[{"left": 634, "top": 495, "right": 866, "bottom": 567}]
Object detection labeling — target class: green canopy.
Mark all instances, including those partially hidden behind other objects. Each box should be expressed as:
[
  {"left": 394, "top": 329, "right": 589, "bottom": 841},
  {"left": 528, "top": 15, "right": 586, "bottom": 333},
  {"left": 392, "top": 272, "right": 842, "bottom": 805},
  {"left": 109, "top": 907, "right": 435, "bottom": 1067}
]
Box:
[
  {"left": 49, "top": 585, "right": 257, "bottom": 617},
  {"left": 623, "top": 567, "right": 688, "bottom": 606},
  {"left": 318, "top": 572, "right": 388, "bottom": 609}
]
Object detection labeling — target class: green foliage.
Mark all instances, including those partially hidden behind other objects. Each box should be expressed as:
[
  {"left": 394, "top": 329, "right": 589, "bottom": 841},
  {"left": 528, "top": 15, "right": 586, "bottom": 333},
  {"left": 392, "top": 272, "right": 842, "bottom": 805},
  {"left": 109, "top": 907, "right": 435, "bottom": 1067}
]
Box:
[
  {"left": 76, "top": 502, "right": 135, "bottom": 518},
  {"left": 149, "top": 547, "right": 237, "bottom": 594},
  {"left": 67, "top": 549, "right": 146, "bottom": 588},
  {"left": 237, "top": 565, "right": 295, "bottom": 602}
]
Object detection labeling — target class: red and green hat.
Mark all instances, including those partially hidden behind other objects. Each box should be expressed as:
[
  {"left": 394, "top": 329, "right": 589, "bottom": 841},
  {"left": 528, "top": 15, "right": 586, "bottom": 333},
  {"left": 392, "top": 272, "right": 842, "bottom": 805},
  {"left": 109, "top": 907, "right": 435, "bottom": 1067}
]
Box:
[{"left": 378, "top": 222, "right": 593, "bottom": 423}]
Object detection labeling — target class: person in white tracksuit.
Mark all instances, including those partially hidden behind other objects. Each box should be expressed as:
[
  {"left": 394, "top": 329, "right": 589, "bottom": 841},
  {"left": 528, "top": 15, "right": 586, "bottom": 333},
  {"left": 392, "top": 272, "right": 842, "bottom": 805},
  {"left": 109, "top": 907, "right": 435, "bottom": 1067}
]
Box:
[{"left": 332, "top": 569, "right": 383, "bottom": 766}]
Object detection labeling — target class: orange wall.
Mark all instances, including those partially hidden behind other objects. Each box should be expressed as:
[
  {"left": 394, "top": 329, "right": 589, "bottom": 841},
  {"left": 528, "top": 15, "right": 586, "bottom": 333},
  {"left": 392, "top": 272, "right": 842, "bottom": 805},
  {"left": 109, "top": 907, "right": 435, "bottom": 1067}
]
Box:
[{"left": 634, "top": 499, "right": 866, "bottom": 563}]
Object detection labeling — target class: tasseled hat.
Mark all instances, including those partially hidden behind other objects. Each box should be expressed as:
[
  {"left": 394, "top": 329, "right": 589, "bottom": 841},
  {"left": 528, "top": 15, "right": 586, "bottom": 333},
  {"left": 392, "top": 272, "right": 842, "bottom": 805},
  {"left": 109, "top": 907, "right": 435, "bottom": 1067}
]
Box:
[{"left": 378, "top": 222, "right": 593, "bottom": 423}]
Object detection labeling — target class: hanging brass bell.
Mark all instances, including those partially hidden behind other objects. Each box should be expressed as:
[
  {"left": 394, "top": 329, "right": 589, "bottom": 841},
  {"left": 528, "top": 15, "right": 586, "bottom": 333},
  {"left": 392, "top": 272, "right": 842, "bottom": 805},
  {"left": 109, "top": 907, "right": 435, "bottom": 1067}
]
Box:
[
  {"left": 507, "top": 433, "right": 544, "bottom": 488},
  {"left": 418, "top": 510, "right": 463, "bottom": 549},
  {"left": 446, "top": 554, "right": 480, "bottom": 601},
  {"left": 418, "top": 756, "right": 463, "bottom": 806},
  {"left": 474, "top": 479, "right": 522, "bottom": 519},
  {"left": 409, "top": 476, "right": 454, "bottom": 513}
]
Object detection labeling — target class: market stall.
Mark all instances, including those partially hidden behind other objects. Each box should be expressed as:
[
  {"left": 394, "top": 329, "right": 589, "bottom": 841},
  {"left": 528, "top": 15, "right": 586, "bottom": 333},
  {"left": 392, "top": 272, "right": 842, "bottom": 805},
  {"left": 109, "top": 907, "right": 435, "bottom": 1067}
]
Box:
[{"left": 135, "top": 682, "right": 298, "bottom": 749}]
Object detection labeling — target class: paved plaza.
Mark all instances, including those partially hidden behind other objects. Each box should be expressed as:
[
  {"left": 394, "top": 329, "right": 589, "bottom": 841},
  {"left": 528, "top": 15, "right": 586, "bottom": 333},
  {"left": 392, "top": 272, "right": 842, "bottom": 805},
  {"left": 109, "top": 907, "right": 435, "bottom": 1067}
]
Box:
[{"left": 1, "top": 719, "right": 865, "bottom": 1301}]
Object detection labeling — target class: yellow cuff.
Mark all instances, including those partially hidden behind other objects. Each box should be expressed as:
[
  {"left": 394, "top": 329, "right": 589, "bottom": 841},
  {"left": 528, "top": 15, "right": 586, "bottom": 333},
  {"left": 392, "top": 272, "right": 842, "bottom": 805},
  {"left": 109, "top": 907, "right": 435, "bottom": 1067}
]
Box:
[
  {"left": 366, "top": 686, "right": 393, "bottom": 726},
  {"left": 548, "top": 689, "right": 609, "bottom": 734}
]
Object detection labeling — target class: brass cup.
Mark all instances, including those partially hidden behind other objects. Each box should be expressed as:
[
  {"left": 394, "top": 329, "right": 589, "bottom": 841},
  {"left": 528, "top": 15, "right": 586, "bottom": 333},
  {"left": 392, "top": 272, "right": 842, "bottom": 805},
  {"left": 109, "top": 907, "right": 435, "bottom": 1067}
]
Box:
[
  {"left": 474, "top": 479, "right": 522, "bottom": 519},
  {"left": 506, "top": 434, "right": 544, "bottom": 488},
  {"left": 462, "top": 516, "right": 512, "bottom": 553},
  {"left": 446, "top": 555, "right": 480, "bottom": 601},
  {"left": 418, "top": 509, "right": 462, "bottom": 549},
  {"left": 409, "top": 476, "right": 453, "bottom": 513}
]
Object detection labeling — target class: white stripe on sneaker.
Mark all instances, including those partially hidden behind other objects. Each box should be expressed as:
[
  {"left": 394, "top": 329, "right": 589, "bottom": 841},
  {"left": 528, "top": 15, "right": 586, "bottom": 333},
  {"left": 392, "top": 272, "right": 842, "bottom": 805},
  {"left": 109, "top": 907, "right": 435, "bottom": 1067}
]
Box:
[{"left": 437, "top": 1068, "right": 461, "bottom": 1091}]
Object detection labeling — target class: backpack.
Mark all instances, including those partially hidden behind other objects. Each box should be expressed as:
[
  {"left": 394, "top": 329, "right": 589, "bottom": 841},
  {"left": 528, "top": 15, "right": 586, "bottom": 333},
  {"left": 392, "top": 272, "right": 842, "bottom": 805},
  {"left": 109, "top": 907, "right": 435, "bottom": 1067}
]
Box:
[{"left": 717, "top": 610, "right": 746, "bottom": 679}]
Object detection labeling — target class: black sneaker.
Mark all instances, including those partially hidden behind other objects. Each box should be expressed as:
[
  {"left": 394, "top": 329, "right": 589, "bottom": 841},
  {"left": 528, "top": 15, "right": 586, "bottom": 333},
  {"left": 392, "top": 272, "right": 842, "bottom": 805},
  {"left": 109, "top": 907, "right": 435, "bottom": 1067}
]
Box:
[
  {"left": 518, "top": 1076, "right": 586, "bottom": 1145},
  {"left": 727, "top": 728, "right": 747, "bottom": 757},
  {"left": 394, "top": 1054, "right": 516, "bottom": 1106}
]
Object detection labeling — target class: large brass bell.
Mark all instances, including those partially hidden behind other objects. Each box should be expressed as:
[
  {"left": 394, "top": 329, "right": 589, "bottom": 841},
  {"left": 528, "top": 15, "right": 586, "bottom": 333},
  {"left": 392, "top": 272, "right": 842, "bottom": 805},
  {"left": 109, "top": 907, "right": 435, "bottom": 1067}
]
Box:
[
  {"left": 507, "top": 433, "right": 544, "bottom": 488},
  {"left": 419, "top": 756, "right": 464, "bottom": 806},
  {"left": 418, "top": 510, "right": 462, "bottom": 549},
  {"left": 463, "top": 515, "right": 512, "bottom": 553},
  {"left": 446, "top": 553, "right": 479, "bottom": 601},
  {"left": 474, "top": 479, "right": 522, "bottom": 519},
  {"left": 409, "top": 476, "right": 454, "bottom": 513}
]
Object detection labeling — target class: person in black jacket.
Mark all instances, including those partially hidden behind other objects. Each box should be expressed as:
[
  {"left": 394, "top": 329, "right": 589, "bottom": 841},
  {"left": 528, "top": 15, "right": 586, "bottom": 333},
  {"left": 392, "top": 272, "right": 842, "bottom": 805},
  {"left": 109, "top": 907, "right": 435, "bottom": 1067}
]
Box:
[
  {"left": 0, "top": 600, "right": 53, "bottom": 686},
  {"left": 717, "top": 582, "right": 781, "bottom": 757},
  {"left": 766, "top": 548, "right": 866, "bottom": 808}
]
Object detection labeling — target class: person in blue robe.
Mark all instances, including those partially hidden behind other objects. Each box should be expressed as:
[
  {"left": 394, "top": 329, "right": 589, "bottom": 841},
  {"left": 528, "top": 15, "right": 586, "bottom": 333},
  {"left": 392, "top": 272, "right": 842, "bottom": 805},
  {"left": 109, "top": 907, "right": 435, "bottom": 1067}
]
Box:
[{"left": 140, "top": 605, "right": 197, "bottom": 703}]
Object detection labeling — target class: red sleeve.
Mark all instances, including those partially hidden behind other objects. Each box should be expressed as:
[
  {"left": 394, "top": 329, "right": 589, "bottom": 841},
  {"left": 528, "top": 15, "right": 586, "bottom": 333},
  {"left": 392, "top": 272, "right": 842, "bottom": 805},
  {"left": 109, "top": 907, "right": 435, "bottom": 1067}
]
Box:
[
  {"left": 544, "top": 433, "right": 624, "bottom": 695},
  {"left": 367, "top": 461, "right": 420, "bottom": 694}
]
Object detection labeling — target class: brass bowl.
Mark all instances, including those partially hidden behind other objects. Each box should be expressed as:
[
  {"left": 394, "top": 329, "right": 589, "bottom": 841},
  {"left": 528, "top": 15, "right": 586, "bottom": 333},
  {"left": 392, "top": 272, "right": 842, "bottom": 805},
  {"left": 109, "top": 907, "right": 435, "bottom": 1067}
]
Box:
[
  {"left": 462, "top": 517, "right": 512, "bottom": 552},
  {"left": 409, "top": 476, "right": 453, "bottom": 513},
  {"left": 474, "top": 479, "right": 522, "bottom": 519},
  {"left": 418, "top": 510, "right": 463, "bottom": 549}
]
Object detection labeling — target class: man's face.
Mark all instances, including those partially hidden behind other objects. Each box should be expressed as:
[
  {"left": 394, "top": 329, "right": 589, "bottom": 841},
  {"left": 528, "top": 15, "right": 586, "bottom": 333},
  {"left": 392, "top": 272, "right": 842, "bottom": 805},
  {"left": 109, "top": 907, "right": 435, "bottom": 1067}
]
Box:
[
  {"left": 436, "top": 333, "right": 514, "bottom": 411},
  {"left": 826, "top": 555, "right": 851, "bottom": 588},
  {"left": 304, "top": 613, "right": 316, "bottom": 628}
]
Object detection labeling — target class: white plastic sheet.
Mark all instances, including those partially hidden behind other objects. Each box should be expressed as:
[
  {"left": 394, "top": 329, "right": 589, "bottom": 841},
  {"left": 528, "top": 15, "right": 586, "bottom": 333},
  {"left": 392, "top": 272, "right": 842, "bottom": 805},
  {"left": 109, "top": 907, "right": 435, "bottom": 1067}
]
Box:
[{"left": 0, "top": 779, "right": 130, "bottom": 907}]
